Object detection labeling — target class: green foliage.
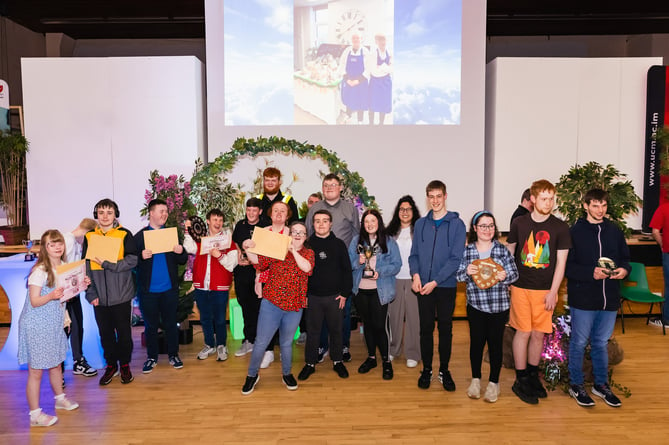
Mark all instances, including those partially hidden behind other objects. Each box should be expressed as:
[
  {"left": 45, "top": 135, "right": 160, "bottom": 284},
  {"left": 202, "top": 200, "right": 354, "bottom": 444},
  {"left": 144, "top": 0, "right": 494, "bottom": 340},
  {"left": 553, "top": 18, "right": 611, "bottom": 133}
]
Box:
[
  {"left": 555, "top": 162, "right": 642, "bottom": 236},
  {"left": 298, "top": 201, "right": 309, "bottom": 219},
  {"left": 189, "top": 159, "right": 245, "bottom": 229},
  {"left": 0, "top": 130, "right": 29, "bottom": 226},
  {"left": 657, "top": 126, "right": 669, "bottom": 191}
]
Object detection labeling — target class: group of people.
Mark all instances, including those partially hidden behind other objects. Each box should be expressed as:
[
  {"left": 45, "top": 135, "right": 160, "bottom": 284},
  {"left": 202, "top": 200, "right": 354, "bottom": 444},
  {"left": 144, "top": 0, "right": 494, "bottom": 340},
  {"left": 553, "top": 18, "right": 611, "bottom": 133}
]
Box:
[{"left": 17, "top": 168, "right": 631, "bottom": 426}]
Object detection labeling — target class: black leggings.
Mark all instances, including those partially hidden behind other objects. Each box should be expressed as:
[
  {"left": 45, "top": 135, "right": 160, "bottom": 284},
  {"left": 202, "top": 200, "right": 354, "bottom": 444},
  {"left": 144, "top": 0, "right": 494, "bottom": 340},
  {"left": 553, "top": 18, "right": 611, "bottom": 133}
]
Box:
[
  {"left": 467, "top": 305, "right": 508, "bottom": 383},
  {"left": 354, "top": 289, "right": 389, "bottom": 361}
]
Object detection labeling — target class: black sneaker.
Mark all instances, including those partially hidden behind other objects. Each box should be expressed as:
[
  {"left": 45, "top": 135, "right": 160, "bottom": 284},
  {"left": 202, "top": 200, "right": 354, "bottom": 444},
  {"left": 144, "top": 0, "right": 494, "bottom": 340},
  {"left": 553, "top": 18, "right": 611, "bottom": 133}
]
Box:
[
  {"left": 142, "top": 358, "right": 157, "bottom": 374},
  {"left": 357, "top": 357, "right": 377, "bottom": 374},
  {"left": 438, "top": 370, "right": 456, "bottom": 392},
  {"left": 317, "top": 348, "right": 329, "bottom": 363},
  {"left": 333, "top": 361, "right": 349, "bottom": 379},
  {"left": 569, "top": 384, "right": 595, "bottom": 407},
  {"left": 418, "top": 369, "right": 432, "bottom": 389},
  {"left": 512, "top": 377, "right": 539, "bottom": 405},
  {"left": 382, "top": 361, "right": 393, "bottom": 380},
  {"left": 169, "top": 355, "right": 184, "bottom": 369},
  {"left": 73, "top": 358, "right": 98, "bottom": 377},
  {"left": 120, "top": 364, "right": 133, "bottom": 384},
  {"left": 298, "top": 364, "right": 316, "bottom": 381},
  {"left": 528, "top": 373, "right": 548, "bottom": 398},
  {"left": 282, "top": 374, "right": 298, "bottom": 390},
  {"left": 242, "top": 375, "right": 259, "bottom": 395},
  {"left": 592, "top": 383, "right": 622, "bottom": 407},
  {"left": 342, "top": 347, "right": 352, "bottom": 362},
  {"left": 99, "top": 365, "right": 119, "bottom": 386}
]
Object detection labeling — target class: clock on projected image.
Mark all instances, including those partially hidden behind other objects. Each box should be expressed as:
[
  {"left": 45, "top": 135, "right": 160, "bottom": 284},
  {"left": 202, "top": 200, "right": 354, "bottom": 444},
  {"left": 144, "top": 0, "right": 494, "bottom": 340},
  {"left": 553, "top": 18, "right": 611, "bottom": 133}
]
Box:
[{"left": 335, "top": 9, "right": 367, "bottom": 44}]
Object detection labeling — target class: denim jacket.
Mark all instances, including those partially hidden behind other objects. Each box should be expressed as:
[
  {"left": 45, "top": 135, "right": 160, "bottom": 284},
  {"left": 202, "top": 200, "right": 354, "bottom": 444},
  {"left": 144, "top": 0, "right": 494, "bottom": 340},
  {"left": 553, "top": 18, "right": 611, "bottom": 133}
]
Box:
[{"left": 349, "top": 235, "right": 402, "bottom": 305}]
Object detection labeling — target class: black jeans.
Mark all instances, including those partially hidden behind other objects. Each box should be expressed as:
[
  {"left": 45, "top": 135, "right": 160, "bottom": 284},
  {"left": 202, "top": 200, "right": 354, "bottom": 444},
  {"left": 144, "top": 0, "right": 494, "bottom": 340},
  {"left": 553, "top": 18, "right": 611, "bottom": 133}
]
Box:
[
  {"left": 305, "top": 294, "right": 344, "bottom": 364},
  {"left": 354, "top": 289, "right": 389, "bottom": 361},
  {"left": 139, "top": 288, "right": 179, "bottom": 358},
  {"left": 417, "top": 286, "right": 456, "bottom": 372},
  {"left": 94, "top": 300, "right": 134, "bottom": 367},
  {"left": 467, "top": 305, "right": 508, "bottom": 383},
  {"left": 65, "top": 295, "right": 84, "bottom": 361},
  {"left": 234, "top": 266, "right": 261, "bottom": 344}
]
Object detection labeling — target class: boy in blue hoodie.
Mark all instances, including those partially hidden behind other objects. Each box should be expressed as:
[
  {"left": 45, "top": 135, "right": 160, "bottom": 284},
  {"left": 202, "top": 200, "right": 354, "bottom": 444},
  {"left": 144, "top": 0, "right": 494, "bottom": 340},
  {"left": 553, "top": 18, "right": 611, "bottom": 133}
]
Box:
[{"left": 408, "top": 180, "right": 466, "bottom": 391}]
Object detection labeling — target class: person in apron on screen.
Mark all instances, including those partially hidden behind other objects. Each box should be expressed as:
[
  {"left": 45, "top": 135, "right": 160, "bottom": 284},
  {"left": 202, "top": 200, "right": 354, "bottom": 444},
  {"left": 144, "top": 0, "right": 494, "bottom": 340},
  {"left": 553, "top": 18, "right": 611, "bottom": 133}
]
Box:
[
  {"left": 368, "top": 33, "right": 392, "bottom": 125},
  {"left": 339, "top": 33, "right": 369, "bottom": 125}
]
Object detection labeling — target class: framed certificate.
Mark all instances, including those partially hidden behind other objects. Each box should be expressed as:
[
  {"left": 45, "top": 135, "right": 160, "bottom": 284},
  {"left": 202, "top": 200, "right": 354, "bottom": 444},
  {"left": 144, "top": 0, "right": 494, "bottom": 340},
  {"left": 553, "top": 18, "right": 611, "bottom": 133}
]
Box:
[
  {"left": 200, "top": 233, "right": 232, "bottom": 255},
  {"left": 246, "top": 227, "right": 290, "bottom": 261},
  {"left": 144, "top": 227, "right": 178, "bottom": 254},
  {"left": 56, "top": 260, "right": 87, "bottom": 302}
]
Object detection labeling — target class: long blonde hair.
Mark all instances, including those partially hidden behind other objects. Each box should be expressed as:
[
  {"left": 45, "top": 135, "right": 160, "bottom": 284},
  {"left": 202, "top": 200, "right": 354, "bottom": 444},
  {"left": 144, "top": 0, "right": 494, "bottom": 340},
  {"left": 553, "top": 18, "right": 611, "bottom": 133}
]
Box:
[{"left": 30, "top": 229, "right": 66, "bottom": 287}]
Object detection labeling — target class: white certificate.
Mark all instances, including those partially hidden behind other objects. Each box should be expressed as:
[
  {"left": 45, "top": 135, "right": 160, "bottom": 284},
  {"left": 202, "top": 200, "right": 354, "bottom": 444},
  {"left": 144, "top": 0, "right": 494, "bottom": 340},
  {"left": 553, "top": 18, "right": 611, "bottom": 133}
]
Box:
[
  {"left": 56, "top": 260, "right": 87, "bottom": 302},
  {"left": 200, "top": 233, "right": 232, "bottom": 255}
]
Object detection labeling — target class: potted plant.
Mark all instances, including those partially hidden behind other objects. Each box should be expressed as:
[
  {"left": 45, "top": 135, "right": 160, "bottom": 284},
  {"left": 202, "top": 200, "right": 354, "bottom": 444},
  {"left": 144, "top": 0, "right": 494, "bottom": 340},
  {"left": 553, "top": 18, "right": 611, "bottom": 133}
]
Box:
[
  {"left": 0, "top": 130, "right": 29, "bottom": 244},
  {"left": 555, "top": 161, "right": 642, "bottom": 236}
]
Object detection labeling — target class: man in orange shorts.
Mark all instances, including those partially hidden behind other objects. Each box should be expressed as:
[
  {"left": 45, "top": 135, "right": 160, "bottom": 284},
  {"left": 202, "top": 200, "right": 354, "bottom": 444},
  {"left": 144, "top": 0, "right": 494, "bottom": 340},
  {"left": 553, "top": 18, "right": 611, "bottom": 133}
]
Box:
[{"left": 506, "top": 179, "right": 571, "bottom": 404}]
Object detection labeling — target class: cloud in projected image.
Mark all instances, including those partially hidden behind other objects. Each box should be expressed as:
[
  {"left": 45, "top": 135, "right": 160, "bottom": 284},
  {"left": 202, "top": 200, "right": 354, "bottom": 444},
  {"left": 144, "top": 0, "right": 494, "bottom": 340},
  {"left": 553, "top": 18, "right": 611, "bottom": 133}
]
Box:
[{"left": 224, "top": 1, "right": 293, "bottom": 124}]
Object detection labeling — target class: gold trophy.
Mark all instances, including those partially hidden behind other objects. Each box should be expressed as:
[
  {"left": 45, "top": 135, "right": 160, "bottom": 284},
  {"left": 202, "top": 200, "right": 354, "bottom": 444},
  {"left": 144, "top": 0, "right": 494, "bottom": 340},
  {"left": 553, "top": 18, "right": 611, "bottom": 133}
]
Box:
[
  {"left": 357, "top": 244, "right": 379, "bottom": 278},
  {"left": 22, "top": 239, "right": 36, "bottom": 262}
]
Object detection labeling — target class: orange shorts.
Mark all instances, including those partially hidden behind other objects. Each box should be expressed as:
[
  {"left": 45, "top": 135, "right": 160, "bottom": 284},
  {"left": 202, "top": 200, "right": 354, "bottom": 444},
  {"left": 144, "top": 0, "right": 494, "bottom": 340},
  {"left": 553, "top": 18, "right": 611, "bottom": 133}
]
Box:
[{"left": 509, "top": 286, "right": 554, "bottom": 333}]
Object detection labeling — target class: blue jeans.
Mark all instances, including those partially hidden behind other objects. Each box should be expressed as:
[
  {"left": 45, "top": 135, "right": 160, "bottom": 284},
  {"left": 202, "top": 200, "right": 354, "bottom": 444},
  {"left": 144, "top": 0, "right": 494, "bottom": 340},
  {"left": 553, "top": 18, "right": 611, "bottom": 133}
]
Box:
[
  {"left": 194, "top": 289, "right": 229, "bottom": 347},
  {"left": 248, "top": 299, "right": 302, "bottom": 376},
  {"left": 139, "top": 288, "right": 178, "bottom": 359},
  {"left": 662, "top": 252, "right": 669, "bottom": 323},
  {"left": 568, "top": 308, "right": 617, "bottom": 386}
]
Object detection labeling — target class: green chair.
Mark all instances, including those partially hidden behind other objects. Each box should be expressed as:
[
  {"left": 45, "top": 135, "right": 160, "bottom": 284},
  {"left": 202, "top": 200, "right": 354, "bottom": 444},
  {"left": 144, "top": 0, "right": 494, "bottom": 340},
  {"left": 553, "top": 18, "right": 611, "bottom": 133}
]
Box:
[{"left": 619, "top": 262, "right": 665, "bottom": 335}]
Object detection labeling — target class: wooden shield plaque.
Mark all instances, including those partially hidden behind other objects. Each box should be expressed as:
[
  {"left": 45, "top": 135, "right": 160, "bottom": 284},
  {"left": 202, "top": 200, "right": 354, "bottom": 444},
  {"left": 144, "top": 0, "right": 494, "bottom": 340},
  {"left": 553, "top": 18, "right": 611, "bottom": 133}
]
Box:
[{"left": 471, "top": 258, "right": 504, "bottom": 289}]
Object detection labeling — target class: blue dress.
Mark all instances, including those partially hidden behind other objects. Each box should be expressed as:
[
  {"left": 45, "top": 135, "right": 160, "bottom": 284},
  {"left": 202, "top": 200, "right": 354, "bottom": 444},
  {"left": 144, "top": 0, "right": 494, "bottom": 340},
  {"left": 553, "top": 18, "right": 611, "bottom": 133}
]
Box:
[{"left": 18, "top": 278, "right": 68, "bottom": 369}]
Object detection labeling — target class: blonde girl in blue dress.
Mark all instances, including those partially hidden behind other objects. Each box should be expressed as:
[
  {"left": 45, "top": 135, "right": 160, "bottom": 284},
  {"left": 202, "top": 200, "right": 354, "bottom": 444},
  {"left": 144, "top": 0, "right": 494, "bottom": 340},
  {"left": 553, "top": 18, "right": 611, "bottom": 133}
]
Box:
[{"left": 18, "top": 230, "right": 87, "bottom": 427}]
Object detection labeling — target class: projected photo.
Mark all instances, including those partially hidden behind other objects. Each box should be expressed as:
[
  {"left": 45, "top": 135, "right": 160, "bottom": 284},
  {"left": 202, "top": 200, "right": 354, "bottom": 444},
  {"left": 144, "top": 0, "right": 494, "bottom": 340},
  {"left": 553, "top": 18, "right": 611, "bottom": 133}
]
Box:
[{"left": 224, "top": 0, "right": 461, "bottom": 125}]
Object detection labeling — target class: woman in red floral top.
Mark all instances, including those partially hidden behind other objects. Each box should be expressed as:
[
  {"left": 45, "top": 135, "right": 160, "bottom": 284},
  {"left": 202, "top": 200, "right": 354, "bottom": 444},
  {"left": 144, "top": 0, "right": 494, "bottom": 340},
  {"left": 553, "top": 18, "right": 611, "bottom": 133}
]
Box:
[{"left": 241, "top": 220, "right": 314, "bottom": 395}]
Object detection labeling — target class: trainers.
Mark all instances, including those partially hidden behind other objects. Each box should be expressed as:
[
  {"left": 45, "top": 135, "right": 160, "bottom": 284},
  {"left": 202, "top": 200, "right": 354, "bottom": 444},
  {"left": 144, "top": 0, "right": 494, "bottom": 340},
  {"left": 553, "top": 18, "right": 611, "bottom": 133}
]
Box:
[
  {"left": 317, "top": 348, "right": 329, "bottom": 363},
  {"left": 382, "top": 361, "right": 394, "bottom": 380},
  {"left": 418, "top": 369, "right": 432, "bottom": 389},
  {"left": 282, "top": 374, "right": 298, "bottom": 390},
  {"left": 342, "top": 347, "right": 351, "bottom": 362},
  {"left": 333, "top": 361, "right": 349, "bottom": 379},
  {"left": 529, "top": 373, "right": 548, "bottom": 399},
  {"left": 512, "top": 377, "right": 539, "bottom": 405},
  {"left": 483, "top": 382, "right": 500, "bottom": 403},
  {"left": 30, "top": 411, "right": 58, "bottom": 427},
  {"left": 216, "top": 345, "right": 229, "bottom": 361},
  {"left": 592, "top": 383, "right": 622, "bottom": 407},
  {"left": 197, "top": 344, "right": 216, "bottom": 360},
  {"left": 467, "top": 378, "right": 481, "bottom": 399},
  {"left": 358, "top": 357, "right": 377, "bottom": 374},
  {"left": 120, "top": 364, "right": 133, "bottom": 384},
  {"left": 649, "top": 317, "right": 669, "bottom": 328},
  {"left": 235, "top": 341, "right": 254, "bottom": 357},
  {"left": 406, "top": 359, "right": 418, "bottom": 368},
  {"left": 296, "top": 332, "right": 307, "bottom": 345},
  {"left": 55, "top": 396, "right": 79, "bottom": 411},
  {"left": 298, "top": 364, "right": 316, "bottom": 380},
  {"left": 169, "top": 355, "right": 184, "bottom": 369},
  {"left": 260, "top": 351, "right": 274, "bottom": 369},
  {"left": 438, "top": 370, "right": 456, "bottom": 392},
  {"left": 569, "top": 384, "right": 596, "bottom": 407},
  {"left": 142, "top": 358, "right": 157, "bottom": 374},
  {"left": 389, "top": 354, "right": 394, "bottom": 361},
  {"left": 241, "top": 375, "right": 259, "bottom": 395},
  {"left": 72, "top": 358, "right": 98, "bottom": 377},
  {"left": 99, "top": 365, "right": 119, "bottom": 386}
]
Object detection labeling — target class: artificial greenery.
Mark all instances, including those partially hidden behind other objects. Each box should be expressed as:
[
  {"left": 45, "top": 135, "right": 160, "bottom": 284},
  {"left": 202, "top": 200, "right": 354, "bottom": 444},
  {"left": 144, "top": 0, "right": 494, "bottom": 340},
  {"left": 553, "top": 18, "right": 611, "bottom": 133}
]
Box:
[
  {"left": 189, "top": 159, "right": 245, "bottom": 229},
  {"left": 555, "top": 161, "right": 642, "bottom": 236},
  {"left": 0, "top": 130, "right": 29, "bottom": 226}
]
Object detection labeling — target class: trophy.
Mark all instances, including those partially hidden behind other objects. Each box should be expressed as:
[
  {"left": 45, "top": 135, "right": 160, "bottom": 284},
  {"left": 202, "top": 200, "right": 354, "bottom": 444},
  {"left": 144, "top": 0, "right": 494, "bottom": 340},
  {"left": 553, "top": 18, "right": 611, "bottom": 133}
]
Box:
[
  {"left": 598, "top": 257, "right": 617, "bottom": 276},
  {"left": 22, "top": 239, "right": 36, "bottom": 262},
  {"left": 471, "top": 258, "right": 503, "bottom": 289},
  {"left": 357, "top": 244, "right": 379, "bottom": 278}
]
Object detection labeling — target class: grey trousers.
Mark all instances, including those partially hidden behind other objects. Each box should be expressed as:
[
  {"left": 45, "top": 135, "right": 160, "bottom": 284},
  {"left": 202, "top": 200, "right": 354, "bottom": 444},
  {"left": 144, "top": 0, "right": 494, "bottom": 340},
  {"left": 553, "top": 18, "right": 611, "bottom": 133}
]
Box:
[{"left": 388, "top": 279, "right": 421, "bottom": 362}]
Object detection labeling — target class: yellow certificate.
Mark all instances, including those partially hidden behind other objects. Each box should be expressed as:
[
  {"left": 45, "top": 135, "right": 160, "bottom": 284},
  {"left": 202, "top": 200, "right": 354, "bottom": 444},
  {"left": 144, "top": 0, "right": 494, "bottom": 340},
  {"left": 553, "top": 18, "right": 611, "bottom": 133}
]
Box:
[
  {"left": 85, "top": 234, "right": 122, "bottom": 264},
  {"left": 144, "top": 227, "right": 179, "bottom": 254},
  {"left": 246, "top": 227, "right": 290, "bottom": 261}
]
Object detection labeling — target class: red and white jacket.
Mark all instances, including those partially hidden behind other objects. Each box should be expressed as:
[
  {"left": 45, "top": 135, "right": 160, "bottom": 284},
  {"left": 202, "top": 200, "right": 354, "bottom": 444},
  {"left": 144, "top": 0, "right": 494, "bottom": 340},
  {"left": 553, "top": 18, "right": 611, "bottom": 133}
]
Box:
[{"left": 184, "top": 232, "right": 238, "bottom": 291}]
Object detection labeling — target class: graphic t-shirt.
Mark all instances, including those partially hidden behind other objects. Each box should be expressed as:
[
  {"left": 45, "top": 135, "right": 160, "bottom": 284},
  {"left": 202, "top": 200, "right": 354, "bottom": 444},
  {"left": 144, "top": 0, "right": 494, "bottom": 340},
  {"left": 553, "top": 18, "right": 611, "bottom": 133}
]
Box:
[{"left": 507, "top": 213, "right": 571, "bottom": 290}]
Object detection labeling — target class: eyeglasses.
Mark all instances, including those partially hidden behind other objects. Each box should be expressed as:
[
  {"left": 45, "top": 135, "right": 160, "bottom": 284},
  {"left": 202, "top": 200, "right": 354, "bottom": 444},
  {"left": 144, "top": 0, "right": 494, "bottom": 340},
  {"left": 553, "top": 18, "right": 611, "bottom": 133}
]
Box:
[
  {"left": 322, "top": 183, "right": 339, "bottom": 189},
  {"left": 476, "top": 224, "right": 495, "bottom": 230},
  {"left": 290, "top": 231, "right": 307, "bottom": 237},
  {"left": 399, "top": 207, "right": 412, "bottom": 213}
]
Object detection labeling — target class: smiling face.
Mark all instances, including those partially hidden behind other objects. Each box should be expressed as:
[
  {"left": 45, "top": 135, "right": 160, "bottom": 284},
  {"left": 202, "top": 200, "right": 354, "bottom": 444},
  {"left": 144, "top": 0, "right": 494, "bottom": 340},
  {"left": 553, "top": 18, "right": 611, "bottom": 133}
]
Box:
[
  {"left": 46, "top": 238, "right": 65, "bottom": 261},
  {"left": 271, "top": 202, "right": 289, "bottom": 227},
  {"left": 290, "top": 223, "right": 307, "bottom": 250},
  {"left": 313, "top": 213, "right": 332, "bottom": 238},
  {"left": 584, "top": 199, "right": 607, "bottom": 224},
  {"left": 96, "top": 206, "right": 116, "bottom": 230},
  {"left": 427, "top": 189, "right": 446, "bottom": 214},
  {"left": 364, "top": 213, "right": 379, "bottom": 237},
  {"left": 246, "top": 206, "right": 261, "bottom": 225},
  {"left": 474, "top": 216, "right": 496, "bottom": 242},
  {"left": 322, "top": 179, "right": 342, "bottom": 202},
  {"left": 148, "top": 204, "right": 168, "bottom": 228},
  {"left": 398, "top": 202, "right": 413, "bottom": 227},
  {"left": 207, "top": 215, "right": 224, "bottom": 234}
]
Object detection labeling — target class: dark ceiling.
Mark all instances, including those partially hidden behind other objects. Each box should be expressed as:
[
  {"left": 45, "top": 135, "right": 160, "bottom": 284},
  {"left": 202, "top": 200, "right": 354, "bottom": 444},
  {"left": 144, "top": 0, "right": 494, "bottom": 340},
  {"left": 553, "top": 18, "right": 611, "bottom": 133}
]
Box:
[{"left": 2, "top": 0, "right": 669, "bottom": 40}]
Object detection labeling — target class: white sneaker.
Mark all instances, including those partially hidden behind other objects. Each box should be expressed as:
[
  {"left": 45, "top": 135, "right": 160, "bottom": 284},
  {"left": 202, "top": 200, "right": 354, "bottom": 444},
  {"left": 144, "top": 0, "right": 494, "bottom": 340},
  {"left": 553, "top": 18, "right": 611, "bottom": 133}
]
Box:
[
  {"left": 467, "top": 378, "right": 481, "bottom": 399},
  {"left": 216, "top": 345, "right": 229, "bottom": 361},
  {"left": 197, "top": 344, "right": 216, "bottom": 360},
  {"left": 235, "top": 341, "right": 254, "bottom": 357},
  {"left": 406, "top": 359, "right": 418, "bottom": 368},
  {"left": 30, "top": 411, "right": 58, "bottom": 427},
  {"left": 388, "top": 355, "right": 394, "bottom": 361},
  {"left": 483, "top": 382, "right": 500, "bottom": 403},
  {"left": 260, "top": 351, "right": 274, "bottom": 369}
]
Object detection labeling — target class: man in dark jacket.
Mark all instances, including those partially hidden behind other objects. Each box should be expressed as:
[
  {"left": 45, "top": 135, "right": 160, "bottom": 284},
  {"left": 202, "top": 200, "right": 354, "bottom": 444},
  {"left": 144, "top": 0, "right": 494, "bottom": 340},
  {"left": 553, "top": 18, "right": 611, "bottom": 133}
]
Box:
[
  {"left": 134, "top": 199, "right": 188, "bottom": 374},
  {"left": 565, "top": 188, "right": 630, "bottom": 408}
]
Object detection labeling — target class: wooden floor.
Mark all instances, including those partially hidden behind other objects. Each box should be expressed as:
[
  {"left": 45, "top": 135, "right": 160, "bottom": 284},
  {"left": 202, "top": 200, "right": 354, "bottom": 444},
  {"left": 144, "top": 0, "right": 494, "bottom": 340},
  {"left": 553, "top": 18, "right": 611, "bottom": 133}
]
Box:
[{"left": 0, "top": 317, "right": 667, "bottom": 444}]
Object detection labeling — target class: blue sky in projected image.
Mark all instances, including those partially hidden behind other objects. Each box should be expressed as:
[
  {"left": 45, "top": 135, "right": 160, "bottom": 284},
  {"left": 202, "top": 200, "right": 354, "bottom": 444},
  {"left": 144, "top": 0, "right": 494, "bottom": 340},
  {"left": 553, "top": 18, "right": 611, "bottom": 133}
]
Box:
[{"left": 224, "top": 0, "right": 461, "bottom": 125}]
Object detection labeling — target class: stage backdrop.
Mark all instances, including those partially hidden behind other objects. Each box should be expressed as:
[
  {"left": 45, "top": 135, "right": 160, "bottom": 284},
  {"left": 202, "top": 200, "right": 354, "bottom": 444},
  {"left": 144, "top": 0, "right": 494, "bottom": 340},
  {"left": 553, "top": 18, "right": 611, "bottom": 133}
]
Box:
[
  {"left": 486, "top": 57, "right": 663, "bottom": 231},
  {"left": 21, "top": 56, "right": 205, "bottom": 237}
]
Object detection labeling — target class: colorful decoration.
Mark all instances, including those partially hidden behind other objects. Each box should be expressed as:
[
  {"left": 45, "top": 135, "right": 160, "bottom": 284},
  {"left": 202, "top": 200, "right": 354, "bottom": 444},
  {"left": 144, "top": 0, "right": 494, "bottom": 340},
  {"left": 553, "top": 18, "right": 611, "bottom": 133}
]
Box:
[{"left": 140, "top": 170, "right": 196, "bottom": 241}]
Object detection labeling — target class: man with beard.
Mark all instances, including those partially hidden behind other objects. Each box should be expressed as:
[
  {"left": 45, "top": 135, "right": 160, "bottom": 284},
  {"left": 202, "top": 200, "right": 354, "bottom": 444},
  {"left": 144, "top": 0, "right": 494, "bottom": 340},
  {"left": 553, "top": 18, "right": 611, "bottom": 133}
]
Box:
[
  {"left": 257, "top": 167, "right": 299, "bottom": 226},
  {"left": 506, "top": 179, "right": 571, "bottom": 404}
]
